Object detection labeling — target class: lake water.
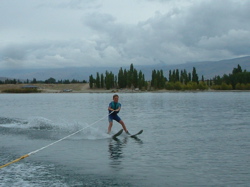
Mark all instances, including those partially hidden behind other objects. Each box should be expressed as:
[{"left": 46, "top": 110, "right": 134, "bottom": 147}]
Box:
[{"left": 0, "top": 92, "right": 250, "bottom": 186}]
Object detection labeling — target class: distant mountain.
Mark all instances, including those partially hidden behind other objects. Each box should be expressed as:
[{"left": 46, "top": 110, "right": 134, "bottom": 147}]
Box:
[
  {"left": 131, "top": 56, "right": 250, "bottom": 80},
  {"left": 170, "top": 56, "right": 250, "bottom": 79},
  {"left": 0, "top": 56, "right": 249, "bottom": 81},
  {"left": 0, "top": 67, "right": 121, "bottom": 82}
]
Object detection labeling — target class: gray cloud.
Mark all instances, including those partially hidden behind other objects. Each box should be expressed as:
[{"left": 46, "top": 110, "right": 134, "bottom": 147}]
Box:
[
  {"left": 83, "top": 0, "right": 250, "bottom": 64},
  {"left": 2, "top": 45, "right": 27, "bottom": 61},
  {"left": 0, "top": 0, "right": 249, "bottom": 69}
]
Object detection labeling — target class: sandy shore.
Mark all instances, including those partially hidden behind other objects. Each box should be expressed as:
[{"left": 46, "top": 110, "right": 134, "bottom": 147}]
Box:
[
  {"left": 1, "top": 84, "right": 249, "bottom": 93},
  {"left": 0, "top": 83, "right": 133, "bottom": 93}
]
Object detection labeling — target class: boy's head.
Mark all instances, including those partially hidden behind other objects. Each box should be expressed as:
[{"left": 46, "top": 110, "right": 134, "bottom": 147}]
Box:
[{"left": 113, "top": 94, "right": 119, "bottom": 102}]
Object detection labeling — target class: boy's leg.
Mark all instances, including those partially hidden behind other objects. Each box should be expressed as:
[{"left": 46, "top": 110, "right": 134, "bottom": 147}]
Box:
[
  {"left": 108, "top": 121, "right": 113, "bottom": 134},
  {"left": 119, "top": 120, "right": 129, "bottom": 133}
]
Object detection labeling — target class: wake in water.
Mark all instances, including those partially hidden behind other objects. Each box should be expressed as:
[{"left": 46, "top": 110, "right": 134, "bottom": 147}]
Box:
[
  {"left": 0, "top": 116, "right": 110, "bottom": 140},
  {"left": 0, "top": 161, "right": 69, "bottom": 187},
  {"left": 0, "top": 117, "right": 28, "bottom": 128}
]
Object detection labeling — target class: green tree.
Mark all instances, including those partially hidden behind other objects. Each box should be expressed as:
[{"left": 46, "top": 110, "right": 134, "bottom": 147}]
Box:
[
  {"left": 213, "top": 75, "right": 222, "bottom": 85},
  {"left": 192, "top": 67, "right": 199, "bottom": 83},
  {"left": 160, "top": 70, "right": 166, "bottom": 89},
  {"left": 213, "top": 65, "right": 250, "bottom": 90},
  {"left": 127, "top": 70, "right": 132, "bottom": 88},
  {"left": 180, "top": 69, "right": 189, "bottom": 84},
  {"left": 118, "top": 68, "right": 125, "bottom": 88},
  {"left": 63, "top": 79, "right": 70, "bottom": 84},
  {"left": 172, "top": 70, "right": 176, "bottom": 82},
  {"left": 105, "top": 71, "right": 114, "bottom": 90},
  {"left": 114, "top": 75, "right": 118, "bottom": 88},
  {"left": 101, "top": 74, "right": 104, "bottom": 88},
  {"left": 151, "top": 69, "right": 156, "bottom": 88},
  {"left": 89, "top": 75, "right": 94, "bottom": 88},
  {"left": 129, "top": 64, "right": 134, "bottom": 88},
  {"left": 176, "top": 69, "right": 180, "bottom": 82},
  {"left": 138, "top": 70, "right": 144, "bottom": 89},
  {"left": 188, "top": 72, "right": 191, "bottom": 82},
  {"left": 201, "top": 75, "right": 204, "bottom": 82},
  {"left": 133, "top": 69, "right": 138, "bottom": 88},
  {"left": 96, "top": 72, "right": 100, "bottom": 88},
  {"left": 45, "top": 77, "right": 56, "bottom": 84},
  {"left": 123, "top": 69, "right": 128, "bottom": 88},
  {"left": 232, "top": 64, "right": 242, "bottom": 74},
  {"left": 32, "top": 78, "right": 37, "bottom": 84}
]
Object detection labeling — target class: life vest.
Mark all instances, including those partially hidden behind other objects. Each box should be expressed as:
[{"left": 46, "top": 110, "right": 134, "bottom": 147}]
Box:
[{"left": 110, "top": 101, "right": 120, "bottom": 113}]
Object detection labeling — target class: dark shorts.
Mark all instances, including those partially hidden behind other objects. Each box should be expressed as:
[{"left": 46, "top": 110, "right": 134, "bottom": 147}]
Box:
[{"left": 109, "top": 114, "right": 121, "bottom": 123}]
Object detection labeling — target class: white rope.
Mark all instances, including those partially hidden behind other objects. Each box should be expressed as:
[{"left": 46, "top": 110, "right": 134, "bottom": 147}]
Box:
[{"left": 28, "top": 111, "right": 113, "bottom": 156}]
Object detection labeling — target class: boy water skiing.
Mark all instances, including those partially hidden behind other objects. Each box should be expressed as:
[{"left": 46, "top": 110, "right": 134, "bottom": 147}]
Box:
[{"left": 108, "top": 94, "right": 130, "bottom": 135}]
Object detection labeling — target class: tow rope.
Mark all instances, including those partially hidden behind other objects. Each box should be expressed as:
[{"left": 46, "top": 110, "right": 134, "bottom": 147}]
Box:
[{"left": 0, "top": 112, "right": 113, "bottom": 169}]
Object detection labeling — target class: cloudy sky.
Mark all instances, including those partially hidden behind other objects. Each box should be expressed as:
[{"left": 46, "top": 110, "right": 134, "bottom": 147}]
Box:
[{"left": 1, "top": 0, "right": 250, "bottom": 69}]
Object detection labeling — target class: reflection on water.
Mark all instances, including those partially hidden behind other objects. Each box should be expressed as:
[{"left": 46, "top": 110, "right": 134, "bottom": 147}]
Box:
[
  {"left": 131, "top": 136, "right": 143, "bottom": 144},
  {"left": 108, "top": 136, "right": 143, "bottom": 170},
  {"left": 109, "top": 138, "right": 127, "bottom": 161}
]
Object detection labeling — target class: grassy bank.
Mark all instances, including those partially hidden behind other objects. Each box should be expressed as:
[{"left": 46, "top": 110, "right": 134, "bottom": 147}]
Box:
[
  {"left": 0, "top": 83, "right": 110, "bottom": 93},
  {"left": 2, "top": 88, "right": 42, "bottom": 93}
]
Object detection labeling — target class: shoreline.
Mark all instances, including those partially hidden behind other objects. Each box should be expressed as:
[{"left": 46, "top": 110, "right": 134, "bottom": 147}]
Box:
[{"left": 0, "top": 83, "right": 250, "bottom": 94}]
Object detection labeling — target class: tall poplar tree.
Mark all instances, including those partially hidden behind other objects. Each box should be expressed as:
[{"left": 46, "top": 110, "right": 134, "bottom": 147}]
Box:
[
  {"left": 96, "top": 72, "right": 100, "bottom": 88},
  {"left": 101, "top": 74, "right": 104, "bottom": 88},
  {"left": 118, "top": 67, "right": 124, "bottom": 88},
  {"left": 192, "top": 67, "right": 199, "bottom": 83},
  {"left": 89, "top": 75, "right": 94, "bottom": 88}
]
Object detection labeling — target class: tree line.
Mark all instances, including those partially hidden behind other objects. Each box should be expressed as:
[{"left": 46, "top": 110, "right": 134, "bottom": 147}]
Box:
[
  {"left": 89, "top": 64, "right": 148, "bottom": 90},
  {"left": 0, "top": 78, "right": 87, "bottom": 84},
  {"left": 1, "top": 64, "right": 249, "bottom": 90},
  {"left": 212, "top": 64, "right": 250, "bottom": 90},
  {"left": 89, "top": 64, "right": 204, "bottom": 90},
  {"left": 89, "top": 64, "right": 250, "bottom": 90}
]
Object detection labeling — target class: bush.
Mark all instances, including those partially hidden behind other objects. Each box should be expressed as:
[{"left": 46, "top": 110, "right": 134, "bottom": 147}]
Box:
[
  {"left": 235, "top": 83, "right": 243, "bottom": 90},
  {"left": 185, "top": 82, "right": 198, "bottom": 90},
  {"left": 245, "top": 83, "right": 250, "bottom": 90},
  {"left": 211, "top": 85, "right": 220, "bottom": 90},
  {"left": 211, "top": 83, "right": 232, "bottom": 90},
  {"left": 198, "top": 82, "right": 208, "bottom": 90},
  {"left": 165, "top": 82, "right": 175, "bottom": 90},
  {"left": 165, "top": 81, "right": 208, "bottom": 91},
  {"left": 173, "top": 82, "right": 182, "bottom": 90},
  {"left": 235, "top": 83, "right": 250, "bottom": 90},
  {"left": 221, "top": 83, "right": 232, "bottom": 90}
]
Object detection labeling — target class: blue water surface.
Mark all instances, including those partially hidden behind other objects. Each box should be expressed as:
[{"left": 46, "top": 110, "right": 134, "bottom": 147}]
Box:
[{"left": 0, "top": 92, "right": 250, "bottom": 186}]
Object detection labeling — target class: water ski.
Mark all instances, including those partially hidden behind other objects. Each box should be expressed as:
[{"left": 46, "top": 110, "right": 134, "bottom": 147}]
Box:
[
  {"left": 112, "top": 129, "right": 123, "bottom": 138},
  {"left": 130, "top": 130, "right": 143, "bottom": 138}
]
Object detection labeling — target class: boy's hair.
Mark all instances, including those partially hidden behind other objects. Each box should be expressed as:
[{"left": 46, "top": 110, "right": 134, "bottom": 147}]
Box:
[{"left": 113, "top": 94, "right": 119, "bottom": 99}]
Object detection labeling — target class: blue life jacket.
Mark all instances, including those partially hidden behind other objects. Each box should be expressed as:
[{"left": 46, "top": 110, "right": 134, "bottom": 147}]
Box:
[{"left": 109, "top": 101, "right": 121, "bottom": 114}]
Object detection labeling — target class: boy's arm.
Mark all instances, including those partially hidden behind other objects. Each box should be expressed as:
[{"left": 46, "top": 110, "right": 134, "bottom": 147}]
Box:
[
  {"left": 114, "top": 107, "right": 120, "bottom": 112},
  {"left": 108, "top": 106, "right": 120, "bottom": 112},
  {"left": 116, "top": 103, "right": 121, "bottom": 112},
  {"left": 108, "top": 106, "right": 114, "bottom": 111},
  {"left": 108, "top": 103, "right": 121, "bottom": 112}
]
